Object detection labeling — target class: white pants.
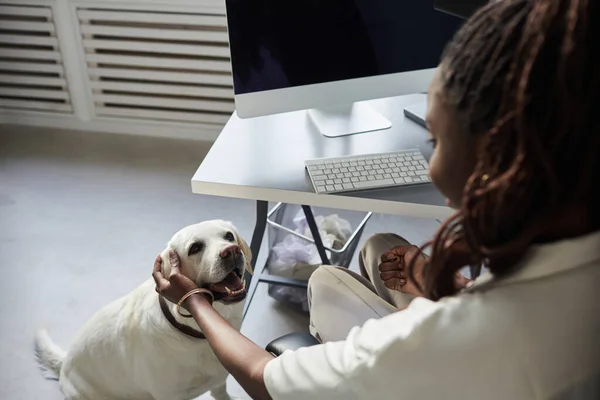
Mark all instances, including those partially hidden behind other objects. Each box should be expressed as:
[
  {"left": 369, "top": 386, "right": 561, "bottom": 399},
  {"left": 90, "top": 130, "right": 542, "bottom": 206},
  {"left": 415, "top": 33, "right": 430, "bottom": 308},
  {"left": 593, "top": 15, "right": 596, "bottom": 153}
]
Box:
[{"left": 307, "top": 233, "right": 416, "bottom": 342}]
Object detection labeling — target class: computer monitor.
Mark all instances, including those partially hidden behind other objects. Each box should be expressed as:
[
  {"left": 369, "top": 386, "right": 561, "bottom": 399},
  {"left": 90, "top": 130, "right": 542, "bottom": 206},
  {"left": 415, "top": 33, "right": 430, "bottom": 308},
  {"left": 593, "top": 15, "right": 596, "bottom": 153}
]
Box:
[{"left": 224, "top": 1, "right": 473, "bottom": 137}]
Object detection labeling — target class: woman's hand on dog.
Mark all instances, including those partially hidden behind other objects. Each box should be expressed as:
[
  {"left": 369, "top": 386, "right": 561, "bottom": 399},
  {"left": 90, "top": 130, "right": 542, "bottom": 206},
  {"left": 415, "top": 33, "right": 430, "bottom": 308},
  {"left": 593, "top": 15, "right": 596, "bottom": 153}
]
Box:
[{"left": 153, "top": 250, "right": 211, "bottom": 310}]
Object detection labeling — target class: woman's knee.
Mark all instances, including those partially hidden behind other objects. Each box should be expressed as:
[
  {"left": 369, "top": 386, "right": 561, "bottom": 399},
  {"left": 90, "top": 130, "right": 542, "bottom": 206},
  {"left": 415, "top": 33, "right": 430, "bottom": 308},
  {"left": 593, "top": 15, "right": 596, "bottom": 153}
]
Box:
[
  {"left": 308, "top": 266, "right": 342, "bottom": 296},
  {"left": 361, "top": 233, "right": 409, "bottom": 255}
]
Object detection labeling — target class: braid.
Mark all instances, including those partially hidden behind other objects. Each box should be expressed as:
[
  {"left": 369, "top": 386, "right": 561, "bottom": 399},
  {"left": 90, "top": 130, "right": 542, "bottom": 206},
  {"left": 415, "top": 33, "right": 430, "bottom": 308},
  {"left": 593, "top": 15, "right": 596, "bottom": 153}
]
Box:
[{"left": 410, "top": 0, "right": 600, "bottom": 300}]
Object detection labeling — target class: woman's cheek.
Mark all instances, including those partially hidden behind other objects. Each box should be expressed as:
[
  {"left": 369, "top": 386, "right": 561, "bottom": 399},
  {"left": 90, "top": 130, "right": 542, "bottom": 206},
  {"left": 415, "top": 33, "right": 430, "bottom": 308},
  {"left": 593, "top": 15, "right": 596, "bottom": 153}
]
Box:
[
  {"left": 428, "top": 150, "right": 443, "bottom": 190},
  {"left": 428, "top": 149, "right": 459, "bottom": 207}
]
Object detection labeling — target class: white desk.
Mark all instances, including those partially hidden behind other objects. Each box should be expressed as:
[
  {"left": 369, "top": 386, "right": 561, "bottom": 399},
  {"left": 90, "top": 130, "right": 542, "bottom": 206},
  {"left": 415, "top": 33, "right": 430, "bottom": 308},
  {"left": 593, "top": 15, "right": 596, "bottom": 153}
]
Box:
[
  {"left": 192, "top": 93, "right": 452, "bottom": 220},
  {"left": 191, "top": 93, "right": 452, "bottom": 315}
]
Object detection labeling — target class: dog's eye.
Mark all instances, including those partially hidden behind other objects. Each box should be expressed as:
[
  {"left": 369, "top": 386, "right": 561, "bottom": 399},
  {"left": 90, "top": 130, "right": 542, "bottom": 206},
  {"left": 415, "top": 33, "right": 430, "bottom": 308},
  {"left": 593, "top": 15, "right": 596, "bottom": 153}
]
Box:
[
  {"left": 224, "top": 231, "right": 235, "bottom": 242},
  {"left": 188, "top": 241, "right": 204, "bottom": 256}
]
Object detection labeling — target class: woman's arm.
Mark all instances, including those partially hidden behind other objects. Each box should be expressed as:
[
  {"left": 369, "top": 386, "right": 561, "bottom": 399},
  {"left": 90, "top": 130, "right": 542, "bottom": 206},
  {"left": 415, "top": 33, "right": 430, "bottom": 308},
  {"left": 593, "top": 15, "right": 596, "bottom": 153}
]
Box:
[
  {"left": 153, "top": 252, "right": 274, "bottom": 400},
  {"left": 185, "top": 295, "right": 274, "bottom": 400}
]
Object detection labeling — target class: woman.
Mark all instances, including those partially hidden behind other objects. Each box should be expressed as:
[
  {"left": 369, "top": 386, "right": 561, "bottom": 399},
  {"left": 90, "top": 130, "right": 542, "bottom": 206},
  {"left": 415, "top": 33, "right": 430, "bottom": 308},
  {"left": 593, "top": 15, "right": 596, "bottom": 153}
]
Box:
[{"left": 153, "top": 0, "right": 600, "bottom": 398}]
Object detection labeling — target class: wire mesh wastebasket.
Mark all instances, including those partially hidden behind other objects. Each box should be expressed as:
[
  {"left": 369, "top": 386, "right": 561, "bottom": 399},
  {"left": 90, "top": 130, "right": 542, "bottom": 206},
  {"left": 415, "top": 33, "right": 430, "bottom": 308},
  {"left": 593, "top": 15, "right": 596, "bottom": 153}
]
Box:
[{"left": 265, "top": 203, "right": 372, "bottom": 312}]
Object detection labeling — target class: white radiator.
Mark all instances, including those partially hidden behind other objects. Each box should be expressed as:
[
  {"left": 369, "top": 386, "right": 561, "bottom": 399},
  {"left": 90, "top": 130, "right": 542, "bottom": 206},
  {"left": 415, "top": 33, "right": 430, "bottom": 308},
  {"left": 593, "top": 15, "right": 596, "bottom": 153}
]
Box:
[
  {"left": 0, "top": 0, "right": 233, "bottom": 141},
  {"left": 77, "top": 7, "right": 233, "bottom": 125}
]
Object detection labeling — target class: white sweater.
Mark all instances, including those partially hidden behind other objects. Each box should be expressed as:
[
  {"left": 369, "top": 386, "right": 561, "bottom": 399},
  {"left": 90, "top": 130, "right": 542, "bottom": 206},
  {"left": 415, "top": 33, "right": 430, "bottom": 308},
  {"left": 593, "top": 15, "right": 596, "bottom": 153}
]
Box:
[{"left": 264, "top": 231, "right": 600, "bottom": 399}]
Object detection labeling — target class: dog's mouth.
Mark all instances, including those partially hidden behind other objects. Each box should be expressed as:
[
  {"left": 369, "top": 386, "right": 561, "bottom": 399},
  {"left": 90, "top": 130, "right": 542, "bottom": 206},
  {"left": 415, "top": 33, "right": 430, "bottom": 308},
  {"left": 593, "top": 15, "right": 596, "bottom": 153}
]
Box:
[{"left": 206, "top": 269, "right": 247, "bottom": 304}]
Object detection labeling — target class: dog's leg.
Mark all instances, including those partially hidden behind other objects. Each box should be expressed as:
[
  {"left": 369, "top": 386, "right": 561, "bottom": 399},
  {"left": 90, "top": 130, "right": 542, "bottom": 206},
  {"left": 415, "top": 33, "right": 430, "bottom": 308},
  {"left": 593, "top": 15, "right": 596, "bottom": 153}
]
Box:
[{"left": 209, "top": 382, "right": 232, "bottom": 400}]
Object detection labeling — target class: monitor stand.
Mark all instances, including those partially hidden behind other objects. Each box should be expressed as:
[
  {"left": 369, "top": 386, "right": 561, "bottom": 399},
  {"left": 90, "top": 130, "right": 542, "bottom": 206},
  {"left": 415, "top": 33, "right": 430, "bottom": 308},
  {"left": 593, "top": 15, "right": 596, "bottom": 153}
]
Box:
[{"left": 308, "top": 102, "right": 392, "bottom": 138}]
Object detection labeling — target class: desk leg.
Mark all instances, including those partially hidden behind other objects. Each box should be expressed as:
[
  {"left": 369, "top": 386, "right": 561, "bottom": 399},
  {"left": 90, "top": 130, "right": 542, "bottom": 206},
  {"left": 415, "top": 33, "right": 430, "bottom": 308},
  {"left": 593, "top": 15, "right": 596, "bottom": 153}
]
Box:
[
  {"left": 243, "top": 200, "right": 268, "bottom": 319},
  {"left": 302, "top": 205, "right": 330, "bottom": 265}
]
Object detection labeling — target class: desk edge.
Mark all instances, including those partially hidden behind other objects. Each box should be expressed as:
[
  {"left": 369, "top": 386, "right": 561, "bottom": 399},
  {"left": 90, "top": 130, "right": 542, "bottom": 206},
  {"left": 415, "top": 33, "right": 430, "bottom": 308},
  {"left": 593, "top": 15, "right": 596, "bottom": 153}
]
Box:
[{"left": 191, "top": 180, "right": 453, "bottom": 219}]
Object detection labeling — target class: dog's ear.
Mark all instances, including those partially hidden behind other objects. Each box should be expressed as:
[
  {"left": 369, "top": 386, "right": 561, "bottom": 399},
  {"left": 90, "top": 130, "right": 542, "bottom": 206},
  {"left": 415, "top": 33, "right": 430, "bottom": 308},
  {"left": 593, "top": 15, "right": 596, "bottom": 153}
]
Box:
[
  {"left": 236, "top": 233, "right": 253, "bottom": 275},
  {"left": 160, "top": 247, "right": 173, "bottom": 277}
]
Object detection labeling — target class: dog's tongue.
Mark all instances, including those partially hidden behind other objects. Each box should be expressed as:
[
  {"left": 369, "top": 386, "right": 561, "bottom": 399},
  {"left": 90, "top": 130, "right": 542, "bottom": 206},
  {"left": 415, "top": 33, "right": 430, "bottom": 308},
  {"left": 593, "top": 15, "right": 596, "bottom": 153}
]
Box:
[{"left": 209, "top": 272, "right": 243, "bottom": 293}]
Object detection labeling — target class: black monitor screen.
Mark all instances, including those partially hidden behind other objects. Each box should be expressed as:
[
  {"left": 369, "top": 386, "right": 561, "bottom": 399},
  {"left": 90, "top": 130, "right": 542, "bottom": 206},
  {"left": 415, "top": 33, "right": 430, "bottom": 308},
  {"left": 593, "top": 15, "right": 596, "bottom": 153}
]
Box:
[{"left": 225, "top": 0, "right": 464, "bottom": 95}]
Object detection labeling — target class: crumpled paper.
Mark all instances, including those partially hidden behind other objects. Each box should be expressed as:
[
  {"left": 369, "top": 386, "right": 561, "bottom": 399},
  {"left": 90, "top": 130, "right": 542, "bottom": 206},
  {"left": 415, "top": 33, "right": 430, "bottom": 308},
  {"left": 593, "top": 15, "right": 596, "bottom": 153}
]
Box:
[{"left": 268, "top": 209, "right": 353, "bottom": 311}]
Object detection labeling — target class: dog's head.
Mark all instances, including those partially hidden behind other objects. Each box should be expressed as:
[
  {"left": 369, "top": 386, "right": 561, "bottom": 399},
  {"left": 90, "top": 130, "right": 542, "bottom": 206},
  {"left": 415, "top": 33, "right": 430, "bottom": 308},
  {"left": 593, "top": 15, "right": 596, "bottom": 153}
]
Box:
[{"left": 160, "top": 220, "right": 252, "bottom": 304}]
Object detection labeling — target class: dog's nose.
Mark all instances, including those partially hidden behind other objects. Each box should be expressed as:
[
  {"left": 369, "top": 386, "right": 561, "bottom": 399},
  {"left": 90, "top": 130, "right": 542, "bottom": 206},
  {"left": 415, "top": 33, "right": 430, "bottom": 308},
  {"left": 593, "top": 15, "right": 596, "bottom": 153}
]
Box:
[{"left": 220, "top": 244, "right": 241, "bottom": 259}]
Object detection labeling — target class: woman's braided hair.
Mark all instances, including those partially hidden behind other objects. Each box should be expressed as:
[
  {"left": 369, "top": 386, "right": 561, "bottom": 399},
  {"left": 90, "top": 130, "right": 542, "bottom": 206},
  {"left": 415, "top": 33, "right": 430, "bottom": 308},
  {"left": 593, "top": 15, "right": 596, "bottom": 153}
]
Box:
[{"left": 417, "top": 0, "right": 600, "bottom": 300}]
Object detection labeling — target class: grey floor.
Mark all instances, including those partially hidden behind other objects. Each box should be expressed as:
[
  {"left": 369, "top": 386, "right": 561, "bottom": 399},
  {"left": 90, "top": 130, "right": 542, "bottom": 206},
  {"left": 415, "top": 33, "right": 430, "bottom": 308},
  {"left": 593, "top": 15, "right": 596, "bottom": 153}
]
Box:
[{"left": 0, "top": 126, "right": 439, "bottom": 399}]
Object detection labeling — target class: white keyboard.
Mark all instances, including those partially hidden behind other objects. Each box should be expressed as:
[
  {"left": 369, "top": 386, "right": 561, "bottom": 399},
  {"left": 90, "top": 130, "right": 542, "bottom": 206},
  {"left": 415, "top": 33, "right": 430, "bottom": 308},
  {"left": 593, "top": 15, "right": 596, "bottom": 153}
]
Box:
[{"left": 305, "top": 149, "right": 431, "bottom": 194}]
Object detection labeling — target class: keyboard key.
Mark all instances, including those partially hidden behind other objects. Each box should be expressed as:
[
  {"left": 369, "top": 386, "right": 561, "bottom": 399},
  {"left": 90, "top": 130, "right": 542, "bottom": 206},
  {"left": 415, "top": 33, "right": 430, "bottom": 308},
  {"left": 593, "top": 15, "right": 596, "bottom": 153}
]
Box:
[
  {"left": 420, "top": 175, "right": 429, "bottom": 181},
  {"left": 314, "top": 175, "right": 327, "bottom": 181},
  {"left": 394, "top": 177, "right": 405, "bottom": 184},
  {"left": 309, "top": 165, "right": 320, "bottom": 171},
  {"left": 351, "top": 177, "right": 360, "bottom": 182},
  {"left": 316, "top": 186, "right": 326, "bottom": 192},
  {"left": 375, "top": 174, "right": 384, "bottom": 179},
  {"left": 312, "top": 169, "right": 324, "bottom": 176},
  {"left": 342, "top": 163, "right": 350, "bottom": 167},
  {"left": 332, "top": 168, "right": 340, "bottom": 173},
  {"left": 334, "top": 179, "right": 342, "bottom": 184},
  {"left": 403, "top": 161, "right": 411, "bottom": 166},
  {"left": 343, "top": 183, "right": 354, "bottom": 190},
  {"left": 353, "top": 179, "right": 395, "bottom": 189},
  {"left": 400, "top": 172, "right": 407, "bottom": 177},
  {"left": 409, "top": 166, "right": 416, "bottom": 171},
  {"left": 352, "top": 172, "right": 361, "bottom": 177},
  {"left": 350, "top": 162, "right": 358, "bottom": 166},
  {"left": 404, "top": 177, "right": 414, "bottom": 183},
  {"left": 383, "top": 173, "right": 392, "bottom": 178},
  {"left": 340, "top": 167, "right": 349, "bottom": 172},
  {"left": 391, "top": 172, "right": 400, "bottom": 178},
  {"left": 416, "top": 170, "right": 429, "bottom": 175},
  {"left": 408, "top": 171, "right": 416, "bottom": 176},
  {"left": 359, "top": 176, "right": 367, "bottom": 181},
  {"left": 357, "top": 166, "right": 365, "bottom": 171},
  {"left": 342, "top": 177, "right": 351, "bottom": 183},
  {"left": 335, "top": 184, "right": 343, "bottom": 191},
  {"left": 361, "top": 171, "right": 369, "bottom": 176},
  {"left": 326, "top": 185, "right": 335, "bottom": 191},
  {"left": 326, "top": 179, "right": 334, "bottom": 184},
  {"left": 349, "top": 167, "right": 357, "bottom": 172}
]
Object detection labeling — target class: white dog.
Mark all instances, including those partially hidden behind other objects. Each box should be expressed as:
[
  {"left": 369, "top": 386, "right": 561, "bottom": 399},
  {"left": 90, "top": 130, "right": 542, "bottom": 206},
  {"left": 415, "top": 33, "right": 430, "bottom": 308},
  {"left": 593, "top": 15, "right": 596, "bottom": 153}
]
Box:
[{"left": 35, "top": 220, "right": 252, "bottom": 400}]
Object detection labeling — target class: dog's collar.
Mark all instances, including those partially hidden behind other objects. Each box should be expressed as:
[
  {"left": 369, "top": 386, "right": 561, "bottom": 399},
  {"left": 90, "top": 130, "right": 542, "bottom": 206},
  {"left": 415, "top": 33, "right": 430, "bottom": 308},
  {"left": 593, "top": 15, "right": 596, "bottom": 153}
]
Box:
[{"left": 158, "top": 295, "right": 206, "bottom": 340}]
